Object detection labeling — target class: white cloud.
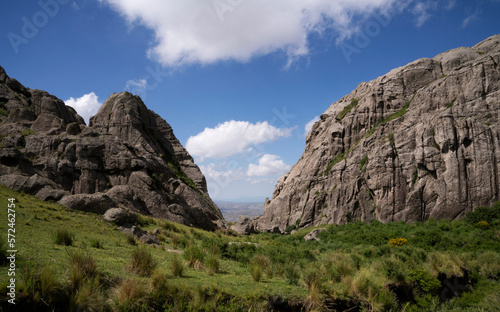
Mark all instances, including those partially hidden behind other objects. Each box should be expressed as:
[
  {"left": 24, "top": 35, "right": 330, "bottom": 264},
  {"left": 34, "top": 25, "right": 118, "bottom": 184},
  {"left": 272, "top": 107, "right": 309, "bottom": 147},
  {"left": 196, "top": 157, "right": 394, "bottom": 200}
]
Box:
[
  {"left": 125, "top": 78, "right": 147, "bottom": 94},
  {"left": 411, "top": 1, "right": 437, "bottom": 27},
  {"left": 100, "top": 0, "right": 413, "bottom": 68},
  {"left": 247, "top": 154, "right": 291, "bottom": 177},
  {"left": 65, "top": 92, "right": 102, "bottom": 124},
  {"left": 445, "top": 0, "right": 456, "bottom": 10},
  {"left": 200, "top": 162, "right": 245, "bottom": 182},
  {"left": 248, "top": 177, "right": 276, "bottom": 185},
  {"left": 462, "top": 8, "right": 481, "bottom": 28},
  {"left": 186, "top": 120, "right": 292, "bottom": 160},
  {"left": 304, "top": 115, "right": 320, "bottom": 135}
]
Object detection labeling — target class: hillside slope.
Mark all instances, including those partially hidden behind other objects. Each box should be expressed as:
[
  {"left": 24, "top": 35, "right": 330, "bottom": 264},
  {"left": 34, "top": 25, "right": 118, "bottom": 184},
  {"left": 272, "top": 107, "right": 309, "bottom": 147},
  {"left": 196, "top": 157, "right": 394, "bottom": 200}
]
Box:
[
  {"left": 0, "top": 66, "right": 223, "bottom": 230},
  {"left": 256, "top": 34, "right": 500, "bottom": 233}
]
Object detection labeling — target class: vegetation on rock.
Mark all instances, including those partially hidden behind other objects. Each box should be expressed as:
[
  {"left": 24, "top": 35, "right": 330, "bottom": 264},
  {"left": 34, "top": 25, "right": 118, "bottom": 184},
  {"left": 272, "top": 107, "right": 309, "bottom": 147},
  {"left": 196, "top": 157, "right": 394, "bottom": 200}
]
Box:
[{"left": 1, "top": 185, "right": 499, "bottom": 311}]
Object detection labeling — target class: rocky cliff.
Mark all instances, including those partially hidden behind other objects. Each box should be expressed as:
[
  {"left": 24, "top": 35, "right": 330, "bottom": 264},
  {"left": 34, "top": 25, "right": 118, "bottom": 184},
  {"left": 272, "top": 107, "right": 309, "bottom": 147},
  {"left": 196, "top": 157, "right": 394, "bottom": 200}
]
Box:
[
  {"left": 0, "top": 66, "right": 223, "bottom": 230},
  {"left": 256, "top": 34, "right": 500, "bottom": 233}
]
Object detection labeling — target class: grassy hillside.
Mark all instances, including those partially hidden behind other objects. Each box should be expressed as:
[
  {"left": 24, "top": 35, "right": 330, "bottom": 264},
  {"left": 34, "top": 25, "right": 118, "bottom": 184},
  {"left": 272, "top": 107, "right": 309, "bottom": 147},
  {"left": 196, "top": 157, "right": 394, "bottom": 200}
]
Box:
[{"left": 0, "top": 184, "right": 499, "bottom": 311}]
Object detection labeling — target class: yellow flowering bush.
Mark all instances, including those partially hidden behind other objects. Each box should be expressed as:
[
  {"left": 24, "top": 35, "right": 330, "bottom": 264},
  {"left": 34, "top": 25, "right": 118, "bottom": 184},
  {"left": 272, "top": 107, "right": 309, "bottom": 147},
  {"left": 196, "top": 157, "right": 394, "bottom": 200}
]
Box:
[
  {"left": 389, "top": 237, "right": 408, "bottom": 247},
  {"left": 476, "top": 221, "right": 490, "bottom": 229}
]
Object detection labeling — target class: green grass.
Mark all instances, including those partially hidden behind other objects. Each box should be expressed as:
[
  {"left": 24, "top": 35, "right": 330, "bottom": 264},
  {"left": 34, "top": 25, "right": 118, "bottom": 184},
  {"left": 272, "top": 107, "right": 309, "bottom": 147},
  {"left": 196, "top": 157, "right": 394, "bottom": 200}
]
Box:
[
  {"left": 337, "top": 98, "right": 359, "bottom": 121},
  {"left": 447, "top": 98, "right": 456, "bottom": 108},
  {"left": 364, "top": 93, "right": 416, "bottom": 139},
  {"left": 359, "top": 155, "right": 369, "bottom": 172},
  {"left": 0, "top": 108, "right": 8, "bottom": 117},
  {"left": 0, "top": 185, "right": 499, "bottom": 311},
  {"left": 324, "top": 151, "right": 347, "bottom": 174},
  {"left": 52, "top": 229, "right": 74, "bottom": 246},
  {"left": 20, "top": 128, "right": 36, "bottom": 136},
  {"left": 126, "top": 247, "right": 157, "bottom": 277}
]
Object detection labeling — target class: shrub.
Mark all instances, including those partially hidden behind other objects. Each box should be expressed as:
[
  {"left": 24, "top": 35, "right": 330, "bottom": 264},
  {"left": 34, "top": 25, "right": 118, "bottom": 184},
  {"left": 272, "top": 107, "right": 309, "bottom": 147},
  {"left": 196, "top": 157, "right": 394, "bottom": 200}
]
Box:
[
  {"left": 17, "top": 262, "right": 63, "bottom": 307},
  {"left": 201, "top": 237, "right": 226, "bottom": 256},
  {"left": 408, "top": 268, "right": 441, "bottom": 294},
  {"left": 205, "top": 253, "right": 220, "bottom": 275},
  {"left": 473, "top": 251, "right": 500, "bottom": 278},
  {"left": 284, "top": 262, "right": 300, "bottom": 285},
  {"left": 111, "top": 278, "right": 145, "bottom": 311},
  {"left": 162, "top": 221, "right": 179, "bottom": 233},
  {"left": 303, "top": 263, "right": 323, "bottom": 290},
  {"left": 284, "top": 225, "right": 296, "bottom": 233},
  {"left": 348, "top": 267, "right": 396, "bottom": 310},
  {"left": 150, "top": 269, "right": 165, "bottom": 286},
  {"left": 39, "top": 267, "right": 60, "bottom": 304},
  {"left": 68, "top": 250, "right": 98, "bottom": 290},
  {"left": 170, "top": 255, "right": 184, "bottom": 277},
  {"left": 428, "top": 252, "right": 464, "bottom": 278},
  {"left": 72, "top": 277, "right": 105, "bottom": 312},
  {"left": 325, "top": 253, "right": 355, "bottom": 282},
  {"left": 90, "top": 239, "right": 103, "bottom": 249},
  {"left": 381, "top": 256, "right": 408, "bottom": 285},
  {"left": 476, "top": 221, "right": 490, "bottom": 230},
  {"left": 157, "top": 234, "right": 167, "bottom": 242},
  {"left": 170, "top": 233, "right": 179, "bottom": 247},
  {"left": 126, "top": 247, "right": 157, "bottom": 277},
  {"left": 466, "top": 202, "right": 500, "bottom": 224},
  {"left": 184, "top": 245, "right": 205, "bottom": 268},
  {"left": 224, "top": 242, "right": 257, "bottom": 264},
  {"left": 126, "top": 234, "right": 136, "bottom": 246},
  {"left": 389, "top": 237, "right": 408, "bottom": 247},
  {"left": 251, "top": 254, "right": 271, "bottom": 282},
  {"left": 251, "top": 265, "right": 263, "bottom": 282},
  {"left": 53, "top": 229, "right": 74, "bottom": 246},
  {"left": 252, "top": 254, "right": 271, "bottom": 270},
  {"left": 135, "top": 213, "right": 154, "bottom": 227}
]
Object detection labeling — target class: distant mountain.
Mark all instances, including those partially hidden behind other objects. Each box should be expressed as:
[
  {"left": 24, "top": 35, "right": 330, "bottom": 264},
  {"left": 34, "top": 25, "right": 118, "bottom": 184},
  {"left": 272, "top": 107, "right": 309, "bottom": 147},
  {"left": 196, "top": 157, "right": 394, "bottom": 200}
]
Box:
[
  {"left": 0, "top": 66, "right": 223, "bottom": 230},
  {"left": 256, "top": 34, "right": 500, "bottom": 233},
  {"left": 216, "top": 201, "right": 264, "bottom": 222}
]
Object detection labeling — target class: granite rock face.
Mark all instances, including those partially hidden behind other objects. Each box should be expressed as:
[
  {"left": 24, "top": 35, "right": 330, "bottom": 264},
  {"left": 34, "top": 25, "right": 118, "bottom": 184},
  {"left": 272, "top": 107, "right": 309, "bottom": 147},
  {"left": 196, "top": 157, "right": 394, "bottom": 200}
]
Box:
[
  {"left": 256, "top": 35, "right": 500, "bottom": 233},
  {"left": 229, "top": 216, "right": 258, "bottom": 235},
  {"left": 0, "top": 67, "right": 223, "bottom": 230}
]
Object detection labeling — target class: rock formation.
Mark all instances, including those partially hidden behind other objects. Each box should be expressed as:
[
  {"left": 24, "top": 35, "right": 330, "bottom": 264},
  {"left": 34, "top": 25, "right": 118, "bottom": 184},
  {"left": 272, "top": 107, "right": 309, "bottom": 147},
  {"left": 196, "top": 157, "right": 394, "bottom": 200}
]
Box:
[
  {"left": 230, "top": 216, "right": 258, "bottom": 235},
  {"left": 256, "top": 34, "right": 500, "bottom": 233},
  {"left": 0, "top": 66, "right": 223, "bottom": 230}
]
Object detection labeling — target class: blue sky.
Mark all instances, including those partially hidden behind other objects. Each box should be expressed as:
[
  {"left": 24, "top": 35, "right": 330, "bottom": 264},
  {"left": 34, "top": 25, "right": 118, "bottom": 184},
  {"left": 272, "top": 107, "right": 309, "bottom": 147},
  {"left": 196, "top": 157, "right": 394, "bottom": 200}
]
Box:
[{"left": 1, "top": 0, "right": 499, "bottom": 202}]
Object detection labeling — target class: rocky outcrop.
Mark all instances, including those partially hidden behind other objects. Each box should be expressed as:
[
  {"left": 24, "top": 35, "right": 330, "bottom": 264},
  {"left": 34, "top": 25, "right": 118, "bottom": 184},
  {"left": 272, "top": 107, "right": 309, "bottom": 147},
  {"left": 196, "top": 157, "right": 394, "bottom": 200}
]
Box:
[
  {"left": 303, "top": 228, "right": 326, "bottom": 241},
  {"left": 0, "top": 66, "right": 223, "bottom": 230},
  {"left": 103, "top": 208, "right": 137, "bottom": 225},
  {"left": 256, "top": 34, "right": 500, "bottom": 233},
  {"left": 230, "top": 216, "right": 258, "bottom": 235},
  {"left": 118, "top": 224, "right": 160, "bottom": 245}
]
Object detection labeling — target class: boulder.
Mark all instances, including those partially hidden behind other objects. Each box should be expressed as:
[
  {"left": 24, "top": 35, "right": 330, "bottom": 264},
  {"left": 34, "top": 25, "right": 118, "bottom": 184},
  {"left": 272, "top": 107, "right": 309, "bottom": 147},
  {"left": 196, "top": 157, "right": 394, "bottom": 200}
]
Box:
[
  {"left": 230, "top": 216, "right": 258, "bottom": 235},
  {"left": 118, "top": 224, "right": 160, "bottom": 245},
  {"left": 103, "top": 208, "right": 137, "bottom": 225},
  {"left": 66, "top": 122, "right": 81, "bottom": 135},
  {"left": 303, "top": 228, "right": 326, "bottom": 241},
  {"left": 59, "top": 193, "right": 113, "bottom": 214}
]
